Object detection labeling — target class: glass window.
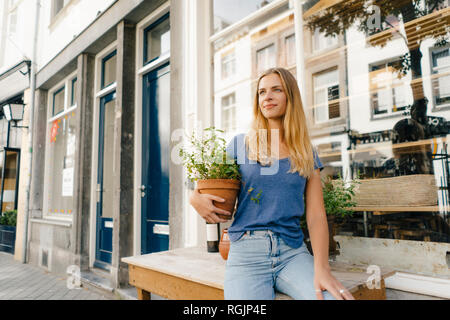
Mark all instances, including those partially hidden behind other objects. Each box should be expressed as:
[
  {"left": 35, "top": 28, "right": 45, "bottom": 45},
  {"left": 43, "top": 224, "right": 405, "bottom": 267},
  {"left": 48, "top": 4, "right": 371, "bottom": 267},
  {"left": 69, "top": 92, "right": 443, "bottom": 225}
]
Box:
[
  {"left": 313, "top": 29, "right": 337, "bottom": 52},
  {"left": 102, "top": 51, "right": 117, "bottom": 89},
  {"left": 369, "top": 59, "right": 409, "bottom": 116},
  {"left": 52, "top": 0, "right": 70, "bottom": 17},
  {"left": 313, "top": 69, "right": 339, "bottom": 123},
  {"left": 46, "top": 110, "right": 77, "bottom": 218},
  {"left": 221, "top": 93, "right": 236, "bottom": 134},
  {"left": 221, "top": 51, "right": 236, "bottom": 79},
  {"left": 285, "top": 34, "right": 296, "bottom": 66},
  {"left": 431, "top": 48, "right": 450, "bottom": 107},
  {"left": 144, "top": 14, "right": 170, "bottom": 64},
  {"left": 53, "top": 87, "right": 65, "bottom": 116},
  {"left": 303, "top": 0, "right": 450, "bottom": 247},
  {"left": 71, "top": 78, "right": 77, "bottom": 106},
  {"left": 257, "top": 44, "right": 276, "bottom": 76}
]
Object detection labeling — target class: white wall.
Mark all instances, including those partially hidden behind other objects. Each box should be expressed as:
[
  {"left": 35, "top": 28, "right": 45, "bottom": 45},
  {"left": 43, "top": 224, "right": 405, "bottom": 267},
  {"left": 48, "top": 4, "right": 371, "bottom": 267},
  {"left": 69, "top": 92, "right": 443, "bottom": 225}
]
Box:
[{"left": 37, "top": 0, "right": 116, "bottom": 71}]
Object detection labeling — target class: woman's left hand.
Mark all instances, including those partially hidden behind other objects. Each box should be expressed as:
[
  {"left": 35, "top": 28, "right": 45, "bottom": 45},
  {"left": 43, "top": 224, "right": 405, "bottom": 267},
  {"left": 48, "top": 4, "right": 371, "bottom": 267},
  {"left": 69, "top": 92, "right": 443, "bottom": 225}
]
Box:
[{"left": 313, "top": 266, "right": 355, "bottom": 300}]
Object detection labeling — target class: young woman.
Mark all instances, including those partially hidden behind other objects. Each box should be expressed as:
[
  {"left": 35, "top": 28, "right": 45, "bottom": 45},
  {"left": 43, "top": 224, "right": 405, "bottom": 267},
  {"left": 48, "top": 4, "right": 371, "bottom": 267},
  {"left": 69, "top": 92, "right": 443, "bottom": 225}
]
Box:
[{"left": 189, "top": 67, "right": 354, "bottom": 300}]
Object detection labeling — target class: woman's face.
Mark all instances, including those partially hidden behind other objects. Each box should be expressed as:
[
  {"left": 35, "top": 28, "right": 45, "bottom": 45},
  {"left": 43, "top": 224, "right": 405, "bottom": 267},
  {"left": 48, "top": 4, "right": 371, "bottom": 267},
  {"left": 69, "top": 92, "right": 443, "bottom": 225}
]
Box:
[{"left": 258, "top": 73, "right": 287, "bottom": 121}]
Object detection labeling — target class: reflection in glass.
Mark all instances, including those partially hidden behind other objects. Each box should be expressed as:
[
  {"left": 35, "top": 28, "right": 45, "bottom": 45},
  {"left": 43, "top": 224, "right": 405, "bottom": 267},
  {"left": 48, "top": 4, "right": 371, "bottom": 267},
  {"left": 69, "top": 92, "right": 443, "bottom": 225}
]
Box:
[
  {"left": 257, "top": 44, "right": 276, "bottom": 76},
  {"left": 303, "top": 0, "right": 450, "bottom": 244}
]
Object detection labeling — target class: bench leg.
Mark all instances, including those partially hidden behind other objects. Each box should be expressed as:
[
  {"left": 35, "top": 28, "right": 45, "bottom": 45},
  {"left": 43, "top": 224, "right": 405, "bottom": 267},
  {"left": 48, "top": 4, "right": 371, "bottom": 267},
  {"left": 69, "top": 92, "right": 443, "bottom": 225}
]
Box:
[{"left": 137, "top": 288, "right": 151, "bottom": 300}]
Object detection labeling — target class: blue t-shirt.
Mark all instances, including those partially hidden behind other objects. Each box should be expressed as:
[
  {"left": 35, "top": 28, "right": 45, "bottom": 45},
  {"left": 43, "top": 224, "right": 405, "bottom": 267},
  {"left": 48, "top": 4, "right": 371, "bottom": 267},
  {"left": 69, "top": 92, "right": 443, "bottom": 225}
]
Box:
[{"left": 225, "top": 133, "right": 324, "bottom": 248}]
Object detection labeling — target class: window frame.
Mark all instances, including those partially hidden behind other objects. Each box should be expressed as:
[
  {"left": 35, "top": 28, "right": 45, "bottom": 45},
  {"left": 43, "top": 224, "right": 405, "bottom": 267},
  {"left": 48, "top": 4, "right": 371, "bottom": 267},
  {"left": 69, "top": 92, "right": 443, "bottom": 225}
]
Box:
[
  {"left": 101, "top": 50, "right": 117, "bottom": 90},
  {"left": 430, "top": 46, "right": 450, "bottom": 111},
  {"left": 143, "top": 12, "right": 170, "bottom": 66},
  {"left": 256, "top": 43, "right": 276, "bottom": 76},
  {"left": 312, "top": 68, "right": 340, "bottom": 124},
  {"left": 369, "top": 58, "right": 410, "bottom": 119},
  {"left": 43, "top": 71, "right": 78, "bottom": 221},
  {"left": 221, "top": 92, "right": 237, "bottom": 134}
]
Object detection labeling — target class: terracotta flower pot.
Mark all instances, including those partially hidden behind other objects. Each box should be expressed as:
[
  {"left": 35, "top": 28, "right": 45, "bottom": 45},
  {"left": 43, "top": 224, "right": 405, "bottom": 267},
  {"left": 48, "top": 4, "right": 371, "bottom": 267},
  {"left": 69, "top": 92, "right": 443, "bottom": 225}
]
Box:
[
  {"left": 219, "top": 228, "right": 230, "bottom": 260},
  {"left": 197, "top": 179, "right": 240, "bottom": 220}
]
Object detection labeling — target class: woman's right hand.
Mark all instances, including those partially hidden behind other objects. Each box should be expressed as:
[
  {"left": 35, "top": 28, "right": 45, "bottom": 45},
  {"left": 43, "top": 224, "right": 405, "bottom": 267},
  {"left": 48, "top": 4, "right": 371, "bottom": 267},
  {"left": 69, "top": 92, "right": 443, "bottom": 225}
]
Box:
[{"left": 189, "top": 188, "right": 232, "bottom": 223}]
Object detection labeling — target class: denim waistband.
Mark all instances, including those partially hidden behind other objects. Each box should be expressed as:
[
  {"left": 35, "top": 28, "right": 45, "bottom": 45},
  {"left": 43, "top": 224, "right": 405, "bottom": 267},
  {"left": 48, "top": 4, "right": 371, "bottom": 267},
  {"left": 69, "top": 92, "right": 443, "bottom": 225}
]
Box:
[{"left": 244, "top": 230, "right": 274, "bottom": 236}]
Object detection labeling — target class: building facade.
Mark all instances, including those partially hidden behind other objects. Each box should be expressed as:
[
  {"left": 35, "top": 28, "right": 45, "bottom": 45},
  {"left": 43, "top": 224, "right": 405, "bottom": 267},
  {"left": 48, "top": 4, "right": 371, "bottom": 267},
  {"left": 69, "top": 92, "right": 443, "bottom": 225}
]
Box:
[{"left": 0, "top": 0, "right": 449, "bottom": 295}]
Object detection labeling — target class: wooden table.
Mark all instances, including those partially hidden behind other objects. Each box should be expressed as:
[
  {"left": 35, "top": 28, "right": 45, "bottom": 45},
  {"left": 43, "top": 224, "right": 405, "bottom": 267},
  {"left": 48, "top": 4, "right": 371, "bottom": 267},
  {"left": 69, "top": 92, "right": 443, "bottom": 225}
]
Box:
[{"left": 122, "top": 246, "right": 395, "bottom": 300}]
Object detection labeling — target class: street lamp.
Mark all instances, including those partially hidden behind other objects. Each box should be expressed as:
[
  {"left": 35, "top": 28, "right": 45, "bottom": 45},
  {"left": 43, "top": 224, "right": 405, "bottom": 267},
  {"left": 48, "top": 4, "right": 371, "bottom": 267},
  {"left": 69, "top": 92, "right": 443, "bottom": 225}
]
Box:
[{"left": 2, "top": 103, "right": 28, "bottom": 128}]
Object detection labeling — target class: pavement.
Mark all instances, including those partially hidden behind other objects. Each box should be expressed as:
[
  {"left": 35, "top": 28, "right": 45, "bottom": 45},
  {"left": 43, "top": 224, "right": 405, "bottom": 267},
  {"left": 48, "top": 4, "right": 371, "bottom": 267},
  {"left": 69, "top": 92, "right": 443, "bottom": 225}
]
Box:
[
  {"left": 0, "top": 251, "right": 445, "bottom": 300},
  {"left": 0, "top": 252, "right": 111, "bottom": 300}
]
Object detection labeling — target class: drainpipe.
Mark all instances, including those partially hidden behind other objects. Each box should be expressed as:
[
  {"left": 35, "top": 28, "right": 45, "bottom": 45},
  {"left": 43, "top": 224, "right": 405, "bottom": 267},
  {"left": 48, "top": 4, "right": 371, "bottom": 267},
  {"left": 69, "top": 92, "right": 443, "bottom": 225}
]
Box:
[{"left": 21, "top": 0, "right": 40, "bottom": 263}]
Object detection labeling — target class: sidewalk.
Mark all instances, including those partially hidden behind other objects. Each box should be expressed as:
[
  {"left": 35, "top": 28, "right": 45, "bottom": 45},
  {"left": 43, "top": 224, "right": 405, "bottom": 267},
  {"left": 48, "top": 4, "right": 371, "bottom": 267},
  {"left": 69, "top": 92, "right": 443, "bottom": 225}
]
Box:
[{"left": 0, "top": 252, "right": 112, "bottom": 300}]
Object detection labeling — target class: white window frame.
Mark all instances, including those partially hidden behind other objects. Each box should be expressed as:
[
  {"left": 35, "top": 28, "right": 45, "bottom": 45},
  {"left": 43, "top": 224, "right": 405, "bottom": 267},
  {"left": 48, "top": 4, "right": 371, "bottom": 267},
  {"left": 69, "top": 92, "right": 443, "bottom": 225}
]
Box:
[
  {"left": 285, "top": 33, "right": 296, "bottom": 66},
  {"left": 43, "top": 71, "right": 78, "bottom": 221},
  {"left": 369, "top": 58, "right": 410, "bottom": 119},
  {"left": 256, "top": 43, "right": 276, "bottom": 75},
  {"left": 312, "top": 28, "right": 338, "bottom": 53},
  {"left": 51, "top": 0, "right": 71, "bottom": 18},
  {"left": 313, "top": 68, "right": 340, "bottom": 124},
  {"left": 221, "top": 92, "right": 237, "bottom": 134},
  {"left": 430, "top": 46, "right": 450, "bottom": 110},
  {"left": 221, "top": 51, "right": 236, "bottom": 80}
]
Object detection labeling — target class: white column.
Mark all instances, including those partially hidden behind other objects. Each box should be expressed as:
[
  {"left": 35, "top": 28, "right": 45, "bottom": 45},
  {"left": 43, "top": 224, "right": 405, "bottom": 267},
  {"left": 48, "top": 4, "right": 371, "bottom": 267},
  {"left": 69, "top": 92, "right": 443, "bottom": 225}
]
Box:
[
  {"left": 293, "top": 0, "right": 307, "bottom": 112},
  {"left": 182, "top": 0, "right": 213, "bottom": 248}
]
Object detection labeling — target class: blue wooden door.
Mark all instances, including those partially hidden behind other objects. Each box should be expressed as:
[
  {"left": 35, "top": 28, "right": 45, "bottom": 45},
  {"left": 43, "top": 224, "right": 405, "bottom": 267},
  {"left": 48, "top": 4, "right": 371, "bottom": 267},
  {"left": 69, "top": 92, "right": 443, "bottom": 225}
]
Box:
[
  {"left": 141, "top": 63, "right": 170, "bottom": 254},
  {"left": 95, "top": 92, "right": 116, "bottom": 268}
]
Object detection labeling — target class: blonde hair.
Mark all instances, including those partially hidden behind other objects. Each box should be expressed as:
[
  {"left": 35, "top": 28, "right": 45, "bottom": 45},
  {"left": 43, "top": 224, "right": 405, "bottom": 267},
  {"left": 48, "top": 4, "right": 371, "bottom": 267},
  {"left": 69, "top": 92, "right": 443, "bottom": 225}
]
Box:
[{"left": 245, "top": 67, "right": 316, "bottom": 178}]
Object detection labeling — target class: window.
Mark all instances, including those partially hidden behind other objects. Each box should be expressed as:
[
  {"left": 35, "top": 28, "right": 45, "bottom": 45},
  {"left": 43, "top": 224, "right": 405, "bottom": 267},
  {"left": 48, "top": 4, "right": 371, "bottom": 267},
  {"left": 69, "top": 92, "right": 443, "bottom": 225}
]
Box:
[
  {"left": 313, "top": 29, "right": 337, "bottom": 52},
  {"left": 313, "top": 69, "right": 340, "bottom": 123},
  {"left": 101, "top": 51, "right": 117, "bottom": 89},
  {"left": 221, "top": 93, "right": 236, "bottom": 134},
  {"left": 71, "top": 78, "right": 77, "bottom": 106},
  {"left": 53, "top": 87, "right": 65, "bottom": 116},
  {"left": 8, "top": 8, "right": 17, "bottom": 37},
  {"left": 257, "top": 44, "right": 276, "bottom": 75},
  {"left": 369, "top": 59, "right": 409, "bottom": 116},
  {"left": 431, "top": 47, "right": 450, "bottom": 107},
  {"left": 285, "top": 34, "right": 296, "bottom": 66},
  {"left": 52, "top": 0, "right": 71, "bottom": 17},
  {"left": 221, "top": 51, "right": 236, "bottom": 79},
  {"left": 45, "top": 74, "right": 78, "bottom": 219},
  {"left": 144, "top": 13, "right": 170, "bottom": 65}
]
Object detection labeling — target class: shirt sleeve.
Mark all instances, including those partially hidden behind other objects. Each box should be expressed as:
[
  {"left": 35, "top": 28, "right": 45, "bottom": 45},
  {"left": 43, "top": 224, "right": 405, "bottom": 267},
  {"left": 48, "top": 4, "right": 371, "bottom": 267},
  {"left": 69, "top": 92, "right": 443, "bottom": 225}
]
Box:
[
  {"left": 226, "top": 135, "right": 238, "bottom": 162},
  {"left": 313, "top": 148, "right": 324, "bottom": 171}
]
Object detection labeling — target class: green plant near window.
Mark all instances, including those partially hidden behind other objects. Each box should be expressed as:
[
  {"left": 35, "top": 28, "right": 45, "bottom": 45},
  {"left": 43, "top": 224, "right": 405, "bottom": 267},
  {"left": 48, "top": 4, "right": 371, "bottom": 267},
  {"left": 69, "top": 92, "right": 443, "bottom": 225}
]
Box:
[
  {"left": 322, "top": 173, "right": 361, "bottom": 221},
  {"left": 300, "top": 173, "right": 361, "bottom": 228},
  {"left": 179, "top": 126, "right": 241, "bottom": 182},
  {"left": 0, "top": 210, "right": 17, "bottom": 227}
]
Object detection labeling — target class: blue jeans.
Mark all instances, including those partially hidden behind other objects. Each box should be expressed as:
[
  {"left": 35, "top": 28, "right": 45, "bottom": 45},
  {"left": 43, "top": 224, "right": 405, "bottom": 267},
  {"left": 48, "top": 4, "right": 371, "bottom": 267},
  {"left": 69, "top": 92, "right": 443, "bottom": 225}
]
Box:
[{"left": 224, "top": 230, "right": 336, "bottom": 300}]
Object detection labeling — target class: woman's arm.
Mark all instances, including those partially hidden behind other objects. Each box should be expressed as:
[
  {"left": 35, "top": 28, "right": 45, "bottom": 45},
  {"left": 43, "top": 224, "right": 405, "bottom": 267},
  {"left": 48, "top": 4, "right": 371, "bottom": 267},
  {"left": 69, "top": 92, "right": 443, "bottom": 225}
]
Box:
[
  {"left": 305, "top": 168, "right": 330, "bottom": 270},
  {"left": 305, "top": 169, "right": 355, "bottom": 300}
]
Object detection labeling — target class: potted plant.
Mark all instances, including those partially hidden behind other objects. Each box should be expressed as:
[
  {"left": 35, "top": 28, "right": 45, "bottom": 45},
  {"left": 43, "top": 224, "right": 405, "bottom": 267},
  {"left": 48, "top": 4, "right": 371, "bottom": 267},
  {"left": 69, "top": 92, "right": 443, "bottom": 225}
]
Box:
[
  {"left": 179, "top": 127, "right": 241, "bottom": 220},
  {"left": 302, "top": 174, "right": 360, "bottom": 255},
  {"left": 0, "top": 210, "right": 17, "bottom": 254}
]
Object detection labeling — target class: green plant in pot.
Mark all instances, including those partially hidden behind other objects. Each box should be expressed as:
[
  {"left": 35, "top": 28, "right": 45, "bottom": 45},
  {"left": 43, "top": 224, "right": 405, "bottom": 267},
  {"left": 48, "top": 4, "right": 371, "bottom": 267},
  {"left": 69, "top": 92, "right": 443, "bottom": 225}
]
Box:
[
  {"left": 179, "top": 127, "right": 241, "bottom": 220},
  {"left": 302, "top": 173, "right": 360, "bottom": 255}
]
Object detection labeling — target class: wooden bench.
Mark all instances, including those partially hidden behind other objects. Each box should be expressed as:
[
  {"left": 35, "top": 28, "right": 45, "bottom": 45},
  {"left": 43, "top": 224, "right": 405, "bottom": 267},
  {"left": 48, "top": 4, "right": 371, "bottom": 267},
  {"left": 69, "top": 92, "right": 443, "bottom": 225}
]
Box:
[{"left": 122, "top": 246, "right": 395, "bottom": 300}]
